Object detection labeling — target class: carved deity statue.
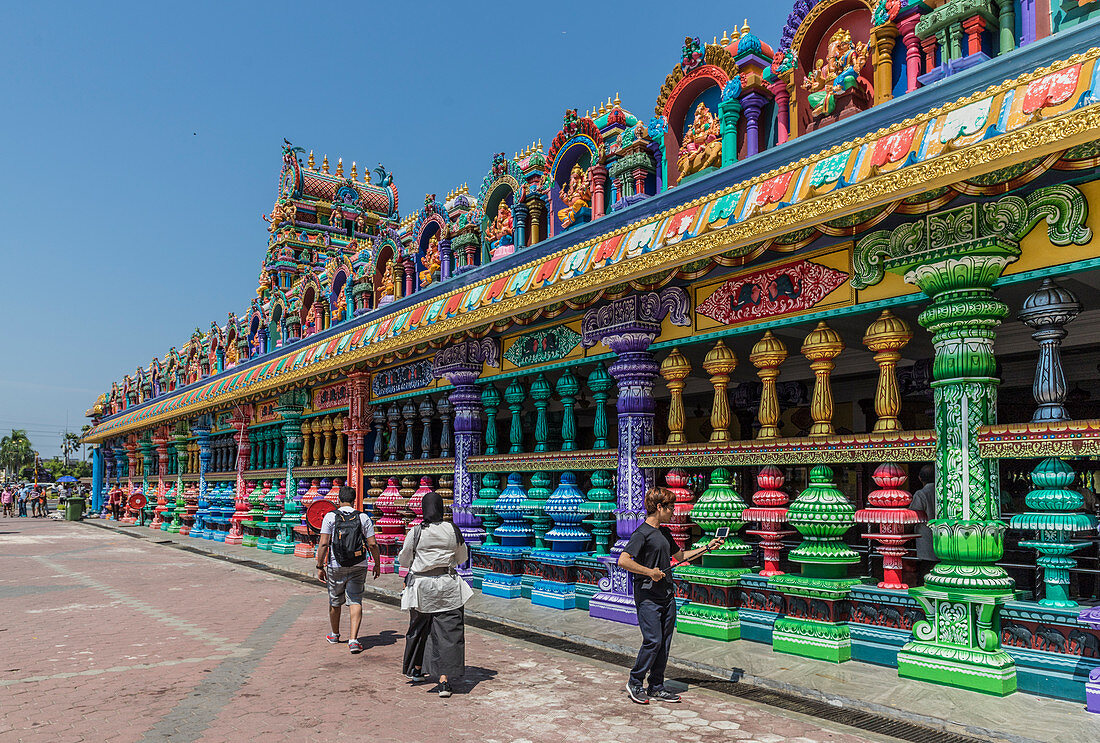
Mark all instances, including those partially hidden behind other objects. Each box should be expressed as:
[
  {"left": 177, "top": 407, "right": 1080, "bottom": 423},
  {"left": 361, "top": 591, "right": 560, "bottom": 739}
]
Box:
[
  {"left": 419, "top": 233, "right": 441, "bottom": 287},
  {"left": 335, "top": 288, "right": 347, "bottom": 320},
  {"left": 557, "top": 163, "right": 592, "bottom": 229},
  {"left": 803, "top": 29, "right": 869, "bottom": 117},
  {"left": 380, "top": 260, "right": 396, "bottom": 299},
  {"left": 485, "top": 202, "right": 514, "bottom": 244},
  {"left": 676, "top": 102, "right": 723, "bottom": 178},
  {"left": 225, "top": 339, "right": 239, "bottom": 366}
]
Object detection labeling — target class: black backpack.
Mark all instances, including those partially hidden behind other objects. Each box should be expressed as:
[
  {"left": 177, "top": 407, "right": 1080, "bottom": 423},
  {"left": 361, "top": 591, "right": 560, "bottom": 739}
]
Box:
[{"left": 330, "top": 510, "right": 367, "bottom": 567}]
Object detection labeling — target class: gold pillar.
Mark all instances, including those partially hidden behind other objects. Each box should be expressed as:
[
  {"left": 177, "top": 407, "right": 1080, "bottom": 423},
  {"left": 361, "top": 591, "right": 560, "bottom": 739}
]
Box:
[
  {"left": 300, "top": 420, "right": 312, "bottom": 468},
  {"left": 333, "top": 413, "right": 346, "bottom": 465},
  {"left": 322, "top": 416, "right": 335, "bottom": 466},
  {"left": 311, "top": 418, "right": 324, "bottom": 467},
  {"left": 871, "top": 23, "right": 900, "bottom": 105},
  {"left": 750, "top": 331, "right": 788, "bottom": 440},
  {"left": 863, "top": 310, "right": 912, "bottom": 432},
  {"left": 659, "top": 349, "right": 692, "bottom": 445},
  {"left": 703, "top": 341, "right": 737, "bottom": 443},
  {"left": 802, "top": 322, "right": 844, "bottom": 437}
]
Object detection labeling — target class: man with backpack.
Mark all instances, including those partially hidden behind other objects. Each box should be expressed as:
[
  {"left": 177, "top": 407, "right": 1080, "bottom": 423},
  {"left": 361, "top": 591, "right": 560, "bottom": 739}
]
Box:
[{"left": 316, "top": 486, "right": 380, "bottom": 653}]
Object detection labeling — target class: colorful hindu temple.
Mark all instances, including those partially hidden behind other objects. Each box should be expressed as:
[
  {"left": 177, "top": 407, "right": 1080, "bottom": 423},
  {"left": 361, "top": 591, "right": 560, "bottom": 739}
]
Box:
[{"left": 83, "top": 3, "right": 1100, "bottom": 711}]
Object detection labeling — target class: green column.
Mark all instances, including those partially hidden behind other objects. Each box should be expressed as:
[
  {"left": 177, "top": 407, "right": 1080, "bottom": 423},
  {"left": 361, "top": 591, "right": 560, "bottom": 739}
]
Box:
[
  {"left": 273, "top": 391, "right": 307, "bottom": 555},
  {"left": 168, "top": 424, "right": 189, "bottom": 534},
  {"left": 853, "top": 187, "right": 1092, "bottom": 695}
]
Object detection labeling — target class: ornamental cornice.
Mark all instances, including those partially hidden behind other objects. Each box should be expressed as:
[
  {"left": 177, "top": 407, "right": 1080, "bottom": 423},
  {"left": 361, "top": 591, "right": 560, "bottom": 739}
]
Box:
[{"left": 83, "top": 50, "right": 1100, "bottom": 443}]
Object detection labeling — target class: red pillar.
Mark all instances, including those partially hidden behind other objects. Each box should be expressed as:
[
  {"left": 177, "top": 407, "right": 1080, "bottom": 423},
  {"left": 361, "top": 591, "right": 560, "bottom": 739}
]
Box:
[
  {"left": 768, "top": 81, "right": 791, "bottom": 145},
  {"left": 962, "top": 16, "right": 986, "bottom": 56},
  {"left": 345, "top": 370, "right": 371, "bottom": 511},
  {"left": 920, "top": 36, "right": 938, "bottom": 72},
  {"left": 152, "top": 429, "right": 170, "bottom": 528}
]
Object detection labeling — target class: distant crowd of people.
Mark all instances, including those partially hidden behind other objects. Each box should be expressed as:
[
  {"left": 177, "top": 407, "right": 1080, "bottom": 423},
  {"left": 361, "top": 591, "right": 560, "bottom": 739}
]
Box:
[{"left": 0, "top": 483, "right": 85, "bottom": 518}]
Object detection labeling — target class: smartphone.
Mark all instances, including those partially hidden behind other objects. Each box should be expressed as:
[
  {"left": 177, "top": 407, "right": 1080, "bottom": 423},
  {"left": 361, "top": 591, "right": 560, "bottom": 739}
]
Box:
[{"left": 714, "top": 526, "right": 730, "bottom": 539}]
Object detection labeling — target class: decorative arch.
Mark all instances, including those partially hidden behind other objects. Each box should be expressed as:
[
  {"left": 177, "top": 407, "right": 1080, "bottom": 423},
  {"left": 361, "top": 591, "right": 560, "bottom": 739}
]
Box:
[
  {"left": 477, "top": 153, "right": 525, "bottom": 260},
  {"left": 655, "top": 44, "right": 739, "bottom": 188},
  {"left": 546, "top": 112, "right": 601, "bottom": 236},
  {"left": 790, "top": 0, "right": 875, "bottom": 131}
]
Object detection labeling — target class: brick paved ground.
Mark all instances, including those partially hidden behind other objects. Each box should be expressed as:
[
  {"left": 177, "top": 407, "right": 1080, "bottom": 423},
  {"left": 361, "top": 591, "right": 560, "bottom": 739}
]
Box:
[{"left": 0, "top": 519, "right": 891, "bottom": 743}]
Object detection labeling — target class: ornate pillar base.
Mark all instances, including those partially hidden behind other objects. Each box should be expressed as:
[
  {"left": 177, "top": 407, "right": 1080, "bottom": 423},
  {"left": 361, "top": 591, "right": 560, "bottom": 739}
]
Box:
[
  {"left": 770, "top": 577, "right": 862, "bottom": 663},
  {"left": 674, "top": 567, "right": 748, "bottom": 641},
  {"left": 588, "top": 540, "right": 639, "bottom": 625},
  {"left": 898, "top": 590, "right": 1016, "bottom": 696}
]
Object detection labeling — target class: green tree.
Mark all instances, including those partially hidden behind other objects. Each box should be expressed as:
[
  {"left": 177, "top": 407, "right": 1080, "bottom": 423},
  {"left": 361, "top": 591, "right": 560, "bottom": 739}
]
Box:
[{"left": 0, "top": 429, "right": 34, "bottom": 479}]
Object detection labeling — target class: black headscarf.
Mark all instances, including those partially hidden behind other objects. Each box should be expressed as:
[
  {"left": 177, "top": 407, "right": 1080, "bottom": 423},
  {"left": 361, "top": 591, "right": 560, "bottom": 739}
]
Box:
[{"left": 421, "top": 491, "right": 464, "bottom": 545}]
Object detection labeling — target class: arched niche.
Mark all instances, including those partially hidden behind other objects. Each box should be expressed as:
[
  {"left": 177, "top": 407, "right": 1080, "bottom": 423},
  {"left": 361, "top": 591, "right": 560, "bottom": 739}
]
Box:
[
  {"left": 549, "top": 140, "right": 595, "bottom": 236},
  {"left": 482, "top": 182, "right": 517, "bottom": 261},
  {"left": 330, "top": 267, "right": 350, "bottom": 320},
  {"left": 662, "top": 67, "right": 729, "bottom": 188},
  {"left": 374, "top": 242, "right": 396, "bottom": 306},
  {"left": 414, "top": 216, "right": 445, "bottom": 287},
  {"left": 269, "top": 303, "right": 285, "bottom": 351},
  {"left": 791, "top": 0, "right": 875, "bottom": 131}
]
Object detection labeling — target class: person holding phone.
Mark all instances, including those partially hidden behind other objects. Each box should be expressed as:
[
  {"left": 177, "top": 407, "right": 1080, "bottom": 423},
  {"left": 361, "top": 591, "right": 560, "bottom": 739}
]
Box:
[{"left": 618, "top": 487, "right": 724, "bottom": 705}]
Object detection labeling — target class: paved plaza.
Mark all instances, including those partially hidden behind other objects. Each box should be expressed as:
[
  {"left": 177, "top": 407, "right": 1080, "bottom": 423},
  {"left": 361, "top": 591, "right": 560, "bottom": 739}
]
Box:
[{"left": 0, "top": 519, "right": 902, "bottom": 743}]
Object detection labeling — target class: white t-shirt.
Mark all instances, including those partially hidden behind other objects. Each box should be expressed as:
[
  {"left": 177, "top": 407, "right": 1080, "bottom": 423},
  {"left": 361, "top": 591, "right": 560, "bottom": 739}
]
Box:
[{"left": 320, "top": 506, "right": 376, "bottom": 568}]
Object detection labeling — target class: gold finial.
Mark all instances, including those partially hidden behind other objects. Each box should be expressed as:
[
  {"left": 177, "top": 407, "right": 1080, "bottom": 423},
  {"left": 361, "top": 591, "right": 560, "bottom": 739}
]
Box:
[
  {"left": 599, "top": 101, "right": 606, "bottom": 115},
  {"left": 351, "top": 161, "right": 358, "bottom": 180},
  {"left": 713, "top": 36, "right": 718, "bottom": 45},
  {"left": 742, "top": 19, "right": 750, "bottom": 35},
  {"left": 336, "top": 157, "right": 344, "bottom": 177},
  {"left": 721, "top": 30, "right": 729, "bottom": 45},
  {"left": 322, "top": 154, "right": 329, "bottom": 173},
  {"left": 731, "top": 25, "right": 740, "bottom": 43},
  {"left": 613, "top": 92, "right": 621, "bottom": 108},
  {"left": 537, "top": 138, "right": 542, "bottom": 150},
  {"left": 308, "top": 150, "right": 315, "bottom": 169},
  {"left": 364, "top": 168, "right": 371, "bottom": 183}
]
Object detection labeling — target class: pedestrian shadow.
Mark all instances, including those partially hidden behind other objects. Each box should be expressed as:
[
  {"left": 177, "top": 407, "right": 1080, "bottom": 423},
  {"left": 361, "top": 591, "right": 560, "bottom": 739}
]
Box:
[
  {"left": 354, "top": 630, "right": 400, "bottom": 649},
  {"left": 441, "top": 665, "right": 497, "bottom": 695}
]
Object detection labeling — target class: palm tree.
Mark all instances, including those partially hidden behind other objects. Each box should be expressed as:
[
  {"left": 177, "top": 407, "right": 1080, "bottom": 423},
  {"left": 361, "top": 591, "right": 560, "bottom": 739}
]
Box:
[
  {"left": 61, "top": 432, "right": 81, "bottom": 465},
  {"left": 0, "top": 429, "right": 34, "bottom": 479}
]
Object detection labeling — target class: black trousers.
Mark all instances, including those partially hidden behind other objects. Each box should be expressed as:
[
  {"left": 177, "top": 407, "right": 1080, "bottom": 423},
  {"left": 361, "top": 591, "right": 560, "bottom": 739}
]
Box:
[
  {"left": 403, "top": 607, "right": 465, "bottom": 680},
  {"left": 630, "top": 596, "right": 677, "bottom": 689}
]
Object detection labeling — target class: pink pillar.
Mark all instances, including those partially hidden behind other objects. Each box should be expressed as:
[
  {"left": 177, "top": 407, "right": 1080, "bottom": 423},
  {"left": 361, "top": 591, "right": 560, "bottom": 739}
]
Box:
[
  {"left": 590, "top": 164, "right": 608, "bottom": 218},
  {"left": 768, "top": 81, "right": 790, "bottom": 145},
  {"left": 404, "top": 260, "right": 415, "bottom": 296},
  {"left": 897, "top": 16, "right": 922, "bottom": 92}
]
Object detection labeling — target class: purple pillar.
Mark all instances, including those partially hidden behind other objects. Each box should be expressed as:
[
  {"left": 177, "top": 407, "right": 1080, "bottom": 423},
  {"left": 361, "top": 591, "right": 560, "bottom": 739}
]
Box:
[
  {"left": 439, "top": 238, "right": 453, "bottom": 281},
  {"left": 581, "top": 287, "right": 691, "bottom": 624},
  {"left": 433, "top": 338, "right": 501, "bottom": 580},
  {"left": 742, "top": 92, "right": 768, "bottom": 158}
]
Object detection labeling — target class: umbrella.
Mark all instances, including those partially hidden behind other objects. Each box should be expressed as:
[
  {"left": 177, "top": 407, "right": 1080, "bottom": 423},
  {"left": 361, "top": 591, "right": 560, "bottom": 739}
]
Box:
[{"left": 56, "top": 475, "right": 78, "bottom": 483}]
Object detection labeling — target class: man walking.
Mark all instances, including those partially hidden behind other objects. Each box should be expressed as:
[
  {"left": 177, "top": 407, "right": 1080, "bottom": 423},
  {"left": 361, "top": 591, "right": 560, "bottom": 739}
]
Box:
[
  {"left": 316, "top": 486, "right": 380, "bottom": 653},
  {"left": 17, "top": 487, "right": 28, "bottom": 517},
  {"left": 618, "top": 487, "right": 723, "bottom": 704}
]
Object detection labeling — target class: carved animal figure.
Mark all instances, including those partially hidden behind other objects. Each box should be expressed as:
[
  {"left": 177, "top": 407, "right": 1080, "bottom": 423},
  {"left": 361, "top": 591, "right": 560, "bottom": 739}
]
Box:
[
  {"left": 1002, "top": 624, "right": 1033, "bottom": 647},
  {"left": 1068, "top": 629, "right": 1100, "bottom": 656},
  {"left": 731, "top": 282, "right": 762, "bottom": 311},
  {"left": 853, "top": 603, "right": 877, "bottom": 624},
  {"left": 768, "top": 273, "right": 802, "bottom": 301},
  {"left": 1035, "top": 626, "right": 1067, "bottom": 652},
  {"left": 786, "top": 596, "right": 808, "bottom": 618},
  {"left": 878, "top": 606, "right": 903, "bottom": 627},
  {"left": 809, "top": 599, "right": 831, "bottom": 622}
]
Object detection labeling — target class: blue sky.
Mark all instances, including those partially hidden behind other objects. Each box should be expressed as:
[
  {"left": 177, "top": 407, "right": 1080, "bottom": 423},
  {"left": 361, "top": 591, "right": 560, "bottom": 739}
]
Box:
[{"left": 0, "top": 1, "right": 790, "bottom": 457}]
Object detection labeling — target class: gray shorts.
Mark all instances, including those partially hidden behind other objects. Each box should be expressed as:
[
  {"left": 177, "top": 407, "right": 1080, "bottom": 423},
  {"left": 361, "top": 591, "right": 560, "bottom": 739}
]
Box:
[{"left": 326, "top": 565, "right": 368, "bottom": 607}]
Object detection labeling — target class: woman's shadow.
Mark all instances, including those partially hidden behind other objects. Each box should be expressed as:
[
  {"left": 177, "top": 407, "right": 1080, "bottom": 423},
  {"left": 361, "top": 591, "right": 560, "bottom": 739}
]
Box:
[
  {"left": 353, "top": 630, "right": 400, "bottom": 650},
  {"left": 421, "top": 666, "right": 497, "bottom": 695}
]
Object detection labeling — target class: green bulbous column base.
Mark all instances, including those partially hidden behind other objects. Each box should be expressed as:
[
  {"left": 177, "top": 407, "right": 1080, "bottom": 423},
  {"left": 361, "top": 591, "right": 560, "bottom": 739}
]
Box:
[
  {"left": 674, "top": 565, "right": 750, "bottom": 641},
  {"left": 773, "top": 616, "right": 853, "bottom": 663}
]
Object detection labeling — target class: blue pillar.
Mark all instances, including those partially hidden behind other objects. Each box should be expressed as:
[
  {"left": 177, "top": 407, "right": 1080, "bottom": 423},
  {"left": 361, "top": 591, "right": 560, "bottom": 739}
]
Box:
[{"left": 91, "top": 445, "right": 104, "bottom": 512}]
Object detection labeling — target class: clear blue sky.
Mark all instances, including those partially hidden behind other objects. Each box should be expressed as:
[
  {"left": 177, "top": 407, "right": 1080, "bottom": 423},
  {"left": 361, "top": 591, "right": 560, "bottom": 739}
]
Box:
[{"left": 0, "top": 1, "right": 790, "bottom": 458}]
